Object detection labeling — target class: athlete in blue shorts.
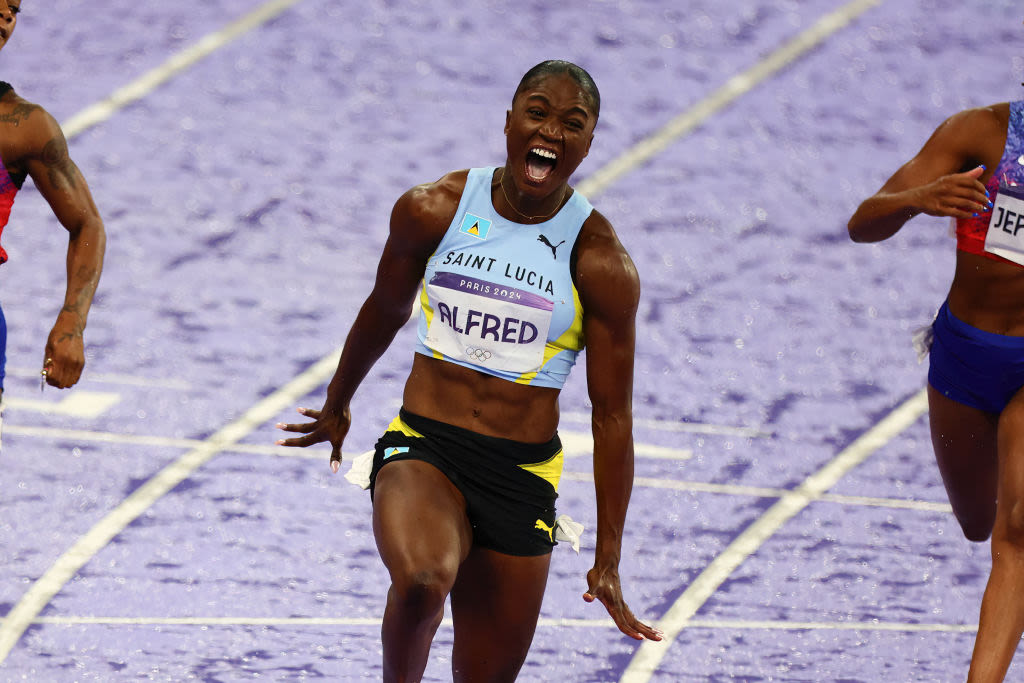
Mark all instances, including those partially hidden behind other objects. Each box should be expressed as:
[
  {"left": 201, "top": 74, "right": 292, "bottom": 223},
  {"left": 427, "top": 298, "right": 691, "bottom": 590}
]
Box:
[
  {"left": 279, "top": 60, "right": 661, "bottom": 681},
  {"left": 849, "top": 100, "right": 1024, "bottom": 682},
  {"left": 0, "top": 1, "right": 106, "bottom": 408}
]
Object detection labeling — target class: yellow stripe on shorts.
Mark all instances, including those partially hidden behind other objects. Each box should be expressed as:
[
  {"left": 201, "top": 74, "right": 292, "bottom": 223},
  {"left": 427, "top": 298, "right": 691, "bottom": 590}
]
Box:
[
  {"left": 518, "top": 448, "right": 565, "bottom": 492},
  {"left": 385, "top": 415, "right": 425, "bottom": 439}
]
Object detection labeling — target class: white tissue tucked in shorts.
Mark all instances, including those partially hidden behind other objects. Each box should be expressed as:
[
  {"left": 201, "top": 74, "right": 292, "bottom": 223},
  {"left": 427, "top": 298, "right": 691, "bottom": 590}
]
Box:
[
  {"left": 553, "top": 514, "right": 584, "bottom": 553},
  {"left": 345, "top": 450, "right": 375, "bottom": 489},
  {"left": 912, "top": 321, "right": 935, "bottom": 364}
]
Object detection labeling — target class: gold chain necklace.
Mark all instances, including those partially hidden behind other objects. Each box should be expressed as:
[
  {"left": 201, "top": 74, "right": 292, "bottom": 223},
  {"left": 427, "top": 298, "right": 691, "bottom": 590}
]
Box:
[{"left": 498, "top": 170, "right": 567, "bottom": 222}]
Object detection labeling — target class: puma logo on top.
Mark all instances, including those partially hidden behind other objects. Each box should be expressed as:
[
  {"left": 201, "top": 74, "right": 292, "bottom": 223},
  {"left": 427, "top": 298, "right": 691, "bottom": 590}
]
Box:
[{"left": 537, "top": 234, "right": 564, "bottom": 259}]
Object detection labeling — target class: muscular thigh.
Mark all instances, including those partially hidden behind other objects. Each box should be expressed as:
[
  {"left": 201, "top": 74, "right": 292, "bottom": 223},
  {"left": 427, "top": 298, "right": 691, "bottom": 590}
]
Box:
[
  {"left": 928, "top": 383, "right": 999, "bottom": 539},
  {"left": 372, "top": 459, "right": 472, "bottom": 576}
]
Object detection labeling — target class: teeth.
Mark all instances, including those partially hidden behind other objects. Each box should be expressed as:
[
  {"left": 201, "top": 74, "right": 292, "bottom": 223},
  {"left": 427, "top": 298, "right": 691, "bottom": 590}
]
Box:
[{"left": 531, "top": 148, "right": 557, "bottom": 160}]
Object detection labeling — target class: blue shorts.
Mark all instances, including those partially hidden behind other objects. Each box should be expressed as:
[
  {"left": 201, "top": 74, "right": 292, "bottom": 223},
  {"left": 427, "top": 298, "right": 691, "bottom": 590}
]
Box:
[
  {"left": 369, "top": 408, "right": 564, "bottom": 556},
  {"left": 928, "top": 301, "right": 1024, "bottom": 414}
]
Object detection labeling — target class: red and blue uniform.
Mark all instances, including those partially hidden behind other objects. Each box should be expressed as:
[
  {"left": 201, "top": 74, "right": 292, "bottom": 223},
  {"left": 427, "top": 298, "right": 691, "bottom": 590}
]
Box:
[
  {"left": 0, "top": 128, "right": 18, "bottom": 266},
  {"left": 928, "top": 101, "right": 1024, "bottom": 413},
  {"left": 955, "top": 100, "right": 1024, "bottom": 263},
  {"left": 0, "top": 80, "right": 21, "bottom": 391}
]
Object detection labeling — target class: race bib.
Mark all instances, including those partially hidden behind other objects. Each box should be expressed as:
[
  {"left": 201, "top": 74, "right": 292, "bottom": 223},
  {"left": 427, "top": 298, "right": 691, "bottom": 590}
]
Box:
[
  {"left": 985, "top": 184, "right": 1024, "bottom": 265},
  {"left": 424, "top": 272, "right": 553, "bottom": 373}
]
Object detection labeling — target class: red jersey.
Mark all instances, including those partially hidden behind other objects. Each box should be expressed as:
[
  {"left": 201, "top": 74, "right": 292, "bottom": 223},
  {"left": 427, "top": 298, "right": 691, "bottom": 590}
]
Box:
[
  {"left": 0, "top": 81, "right": 18, "bottom": 265},
  {"left": 0, "top": 156, "right": 18, "bottom": 265},
  {"left": 955, "top": 100, "right": 1024, "bottom": 266}
]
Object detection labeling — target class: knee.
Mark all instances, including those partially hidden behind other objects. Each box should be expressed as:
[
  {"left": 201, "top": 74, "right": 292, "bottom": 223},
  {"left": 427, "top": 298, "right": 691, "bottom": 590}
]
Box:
[
  {"left": 998, "top": 500, "right": 1024, "bottom": 549},
  {"left": 388, "top": 566, "right": 456, "bottom": 619},
  {"left": 999, "top": 400, "right": 1024, "bottom": 438}
]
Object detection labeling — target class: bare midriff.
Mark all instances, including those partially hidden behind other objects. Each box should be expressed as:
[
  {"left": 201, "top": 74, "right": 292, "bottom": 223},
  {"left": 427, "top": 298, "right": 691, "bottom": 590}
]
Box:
[
  {"left": 948, "top": 250, "right": 1024, "bottom": 336},
  {"left": 402, "top": 353, "right": 562, "bottom": 443}
]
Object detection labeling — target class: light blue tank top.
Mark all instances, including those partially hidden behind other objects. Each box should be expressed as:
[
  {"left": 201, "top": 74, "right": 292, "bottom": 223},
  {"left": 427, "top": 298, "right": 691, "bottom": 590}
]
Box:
[{"left": 415, "top": 167, "right": 591, "bottom": 388}]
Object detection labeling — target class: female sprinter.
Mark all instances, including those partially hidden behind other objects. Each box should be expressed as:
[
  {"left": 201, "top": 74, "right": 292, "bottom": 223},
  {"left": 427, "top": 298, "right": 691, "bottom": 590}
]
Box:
[
  {"left": 849, "top": 100, "right": 1024, "bottom": 682},
  {"left": 278, "top": 60, "right": 661, "bottom": 681},
  {"left": 0, "top": 0, "right": 105, "bottom": 403}
]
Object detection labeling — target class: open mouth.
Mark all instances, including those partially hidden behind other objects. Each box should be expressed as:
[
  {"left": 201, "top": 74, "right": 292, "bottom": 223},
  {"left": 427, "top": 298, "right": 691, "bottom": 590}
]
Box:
[{"left": 525, "top": 147, "right": 557, "bottom": 183}]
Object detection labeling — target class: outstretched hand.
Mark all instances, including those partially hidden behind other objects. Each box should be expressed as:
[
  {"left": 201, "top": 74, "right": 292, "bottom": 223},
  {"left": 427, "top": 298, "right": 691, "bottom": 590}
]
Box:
[
  {"left": 276, "top": 405, "right": 352, "bottom": 472},
  {"left": 915, "top": 164, "right": 991, "bottom": 219},
  {"left": 583, "top": 565, "right": 663, "bottom": 642}
]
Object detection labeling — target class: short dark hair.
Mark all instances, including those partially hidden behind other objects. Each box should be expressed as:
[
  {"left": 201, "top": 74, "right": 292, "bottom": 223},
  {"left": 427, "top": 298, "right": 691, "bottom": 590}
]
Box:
[{"left": 513, "top": 60, "right": 600, "bottom": 118}]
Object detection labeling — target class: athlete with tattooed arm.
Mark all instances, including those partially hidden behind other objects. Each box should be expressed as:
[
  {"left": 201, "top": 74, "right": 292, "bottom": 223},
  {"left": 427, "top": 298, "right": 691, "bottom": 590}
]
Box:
[{"left": 0, "top": 0, "right": 105, "bottom": 405}]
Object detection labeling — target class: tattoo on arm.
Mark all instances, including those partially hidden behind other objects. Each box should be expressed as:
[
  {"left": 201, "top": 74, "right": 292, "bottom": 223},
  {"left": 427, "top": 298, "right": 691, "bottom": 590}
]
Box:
[
  {"left": 59, "top": 263, "right": 99, "bottom": 339},
  {"left": 41, "top": 136, "right": 79, "bottom": 191}
]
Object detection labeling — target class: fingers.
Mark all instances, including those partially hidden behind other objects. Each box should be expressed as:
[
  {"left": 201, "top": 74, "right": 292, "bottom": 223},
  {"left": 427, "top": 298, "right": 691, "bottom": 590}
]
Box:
[
  {"left": 276, "top": 420, "right": 318, "bottom": 434},
  {"left": 330, "top": 443, "right": 342, "bottom": 473},
  {"left": 944, "top": 188, "right": 990, "bottom": 215},
  {"left": 963, "top": 164, "right": 986, "bottom": 180},
  {"left": 275, "top": 407, "right": 322, "bottom": 434},
  {"left": 42, "top": 331, "right": 85, "bottom": 388},
  {"left": 43, "top": 353, "right": 83, "bottom": 389},
  {"left": 583, "top": 589, "right": 663, "bottom": 642},
  {"left": 275, "top": 431, "right": 330, "bottom": 448},
  {"left": 953, "top": 165, "right": 991, "bottom": 212},
  {"left": 919, "top": 172, "right": 992, "bottom": 219},
  {"left": 274, "top": 408, "right": 344, "bottom": 471},
  {"left": 608, "top": 605, "right": 663, "bottom": 642},
  {"left": 630, "top": 617, "right": 664, "bottom": 641}
]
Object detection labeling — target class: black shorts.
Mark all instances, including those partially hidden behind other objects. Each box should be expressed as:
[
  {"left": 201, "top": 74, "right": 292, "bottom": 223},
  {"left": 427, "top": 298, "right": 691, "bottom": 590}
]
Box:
[{"left": 369, "top": 408, "right": 564, "bottom": 556}]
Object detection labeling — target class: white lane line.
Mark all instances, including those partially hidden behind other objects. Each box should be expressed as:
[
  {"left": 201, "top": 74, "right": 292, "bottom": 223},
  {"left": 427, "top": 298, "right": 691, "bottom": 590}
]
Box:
[
  {"left": 563, "top": 470, "right": 951, "bottom": 514},
  {"left": 31, "top": 614, "right": 974, "bottom": 634},
  {"left": 560, "top": 430, "right": 692, "bottom": 461},
  {"left": 559, "top": 411, "right": 770, "bottom": 439},
  {"left": 819, "top": 492, "right": 952, "bottom": 514},
  {"left": 0, "top": 349, "right": 341, "bottom": 663},
  {"left": 685, "top": 619, "right": 975, "bottom": 634},
  {"left": 620, "top": 389, "right": 928, "bottom": 682},
  {"left": 2, "top": 425, "right": 688, "bottom": 463},
  {"left": 61, "top": 0, "right": 304, "bottom": 139},
  {"left": 574, "top": 0, "right": 882, "bottom": 199},
  {"left": 1, "top": 425, "right": 314, "bottom": 458},
  {"left": 563, "top": 470, "right": 787, "bottom": 498},
  {"left": 4, "top": 391, "right": 121, "bottom": 418},
  {"left": 32, "top": 614, "right": 614, "bottom": 630},
  {"left": 5, "top": 367, "right": 191, "bottom": 390}
]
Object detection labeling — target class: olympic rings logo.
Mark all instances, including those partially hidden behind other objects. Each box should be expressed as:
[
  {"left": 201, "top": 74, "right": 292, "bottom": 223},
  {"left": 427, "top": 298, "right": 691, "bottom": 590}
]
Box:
[{"left": 465, "top": 347, "right": 493, "bottom": 361}]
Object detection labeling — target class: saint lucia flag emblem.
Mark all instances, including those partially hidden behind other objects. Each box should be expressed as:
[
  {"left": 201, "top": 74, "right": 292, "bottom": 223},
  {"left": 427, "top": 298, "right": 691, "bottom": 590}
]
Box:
[
  {"left": 459, "top": 213, "right": 491, "bottom": 240},
  {"left": 384, "top": 446, "right": 410, "bottom": 459}
]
